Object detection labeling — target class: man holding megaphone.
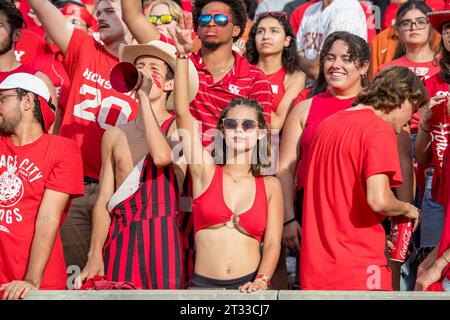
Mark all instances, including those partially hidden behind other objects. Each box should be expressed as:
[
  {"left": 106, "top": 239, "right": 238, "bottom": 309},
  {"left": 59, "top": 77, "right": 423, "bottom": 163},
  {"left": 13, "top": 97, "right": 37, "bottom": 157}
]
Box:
[{"left": 77, "top": 40, "right": 199, "bottom": 289}]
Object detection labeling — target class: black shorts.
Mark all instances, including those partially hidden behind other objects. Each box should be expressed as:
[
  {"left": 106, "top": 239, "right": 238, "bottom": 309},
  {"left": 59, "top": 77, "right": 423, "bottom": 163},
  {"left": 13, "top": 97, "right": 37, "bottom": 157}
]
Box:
[{"left": 189, "top": 271, "right": 257, "bottom": 289}]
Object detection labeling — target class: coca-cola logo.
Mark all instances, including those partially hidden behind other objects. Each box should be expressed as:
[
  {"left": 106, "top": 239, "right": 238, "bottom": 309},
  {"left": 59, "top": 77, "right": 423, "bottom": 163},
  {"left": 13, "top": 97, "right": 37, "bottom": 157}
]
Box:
[{"left": 400, "top": 230, "right": 412, "bottom": 259}]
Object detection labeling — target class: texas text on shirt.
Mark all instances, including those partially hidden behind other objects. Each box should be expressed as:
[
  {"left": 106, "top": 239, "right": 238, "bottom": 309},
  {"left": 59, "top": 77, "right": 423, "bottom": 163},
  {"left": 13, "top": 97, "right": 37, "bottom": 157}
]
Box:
[
  {"left": 59, "top": 29, "right": 138, "bottom": 180},
  {"left": 296, "top": 0, "right": 367, "bottom": 60}
]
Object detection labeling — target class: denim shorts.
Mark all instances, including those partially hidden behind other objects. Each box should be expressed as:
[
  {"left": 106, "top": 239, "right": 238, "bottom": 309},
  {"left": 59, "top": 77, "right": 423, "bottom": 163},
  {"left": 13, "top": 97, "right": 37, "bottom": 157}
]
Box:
[
  {"left": 443, "top": 277, "right": 450, "bottom": 292},
  {"left": 420, "top": 168, "right": 445, "bottom": 248}
]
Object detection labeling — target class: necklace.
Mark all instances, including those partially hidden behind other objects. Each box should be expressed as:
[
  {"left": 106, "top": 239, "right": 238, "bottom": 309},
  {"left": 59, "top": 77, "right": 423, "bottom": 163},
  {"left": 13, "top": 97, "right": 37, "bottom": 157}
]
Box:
[{"left": 209, "top": 60, "right": 234, "bottom": 76}]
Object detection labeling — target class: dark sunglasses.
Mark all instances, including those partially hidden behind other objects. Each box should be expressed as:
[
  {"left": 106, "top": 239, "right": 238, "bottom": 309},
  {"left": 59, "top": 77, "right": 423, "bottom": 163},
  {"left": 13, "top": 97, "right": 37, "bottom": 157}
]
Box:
[
  {"left": 197, "top": 13, "right": 230, "bottom": 27},
  {"left": 148, "top": 14, "right": 177, "bottom": 25},
  {"left": 222, "top": 118, "right": 258, "bottom": 132},
  {"left": 257, "top": 11, "right": 288, "bottom": 20}
]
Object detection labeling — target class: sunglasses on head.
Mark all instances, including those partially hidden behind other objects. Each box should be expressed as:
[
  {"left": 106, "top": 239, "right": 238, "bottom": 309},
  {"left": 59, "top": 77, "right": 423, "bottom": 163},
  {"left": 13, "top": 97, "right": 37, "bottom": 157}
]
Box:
[
  {"left": 148, "top": 14, "right": 177, "bottom": 25},
  {"left": 197, "top": 13, "right": 230, "bottom": 27},
  {"left": 222, "top": 118, "right": 258, "bottom": 132},
  {"left": 257, "top": 11, "right": 287, "bottom": 20}
]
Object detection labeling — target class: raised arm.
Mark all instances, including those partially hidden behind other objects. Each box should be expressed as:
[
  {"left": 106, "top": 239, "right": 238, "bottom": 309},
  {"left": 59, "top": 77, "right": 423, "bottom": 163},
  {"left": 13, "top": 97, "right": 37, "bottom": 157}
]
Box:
[
  {"left": 121, "top": 0, "right": 161, "bottom": 44},
  {"left": 0, "top": 189, "right": 70, "bottom": 300},
  {"left": 169, "top": 14, "right": 214, "bottom": 183},
  {"left": 27, "top": 0, "right": 74, "bottom": 55},
  {"left": 135, "top": 70, "right": 173, "bottom": 166}
]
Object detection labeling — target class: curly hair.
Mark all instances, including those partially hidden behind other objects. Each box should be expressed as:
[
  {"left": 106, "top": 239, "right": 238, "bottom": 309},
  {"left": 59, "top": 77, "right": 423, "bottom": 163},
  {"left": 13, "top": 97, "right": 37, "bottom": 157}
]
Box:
[
  {"left": 244, "top": 13, "right": 301, "bottom": 74},
  {"left": 0, "top": 0, "right": 24, "bottom": 33},
  {"left": 192, "top": 0, "right": 248, "bottom": 42},
  {"left": 312, "top": 31, "right": 370, "bottom": 97},
  {"left": 352, "top": 66, "right": 428, "bottom": 114},
  {"left": 213, "top": 98, "right": 271, "bottom": 176}
]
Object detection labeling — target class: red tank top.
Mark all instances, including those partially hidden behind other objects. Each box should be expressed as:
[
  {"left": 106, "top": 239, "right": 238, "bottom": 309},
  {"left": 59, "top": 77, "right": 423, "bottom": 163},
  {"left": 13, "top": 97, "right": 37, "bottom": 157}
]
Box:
[
  {"left": 192, "top": 166, "right": 268, "bottom": 242},
  {"left": 296, "top": 91, "right": 355, "bottom": 190},
  {"left": 266, "top": 67, "right": 286, "bottom": 112}
]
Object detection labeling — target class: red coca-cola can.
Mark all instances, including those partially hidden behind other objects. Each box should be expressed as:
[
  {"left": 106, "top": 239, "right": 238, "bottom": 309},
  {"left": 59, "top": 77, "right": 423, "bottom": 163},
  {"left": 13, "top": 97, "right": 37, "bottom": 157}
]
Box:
[{"left": 389, "top": 216, "right": 413, "bottom": 262}]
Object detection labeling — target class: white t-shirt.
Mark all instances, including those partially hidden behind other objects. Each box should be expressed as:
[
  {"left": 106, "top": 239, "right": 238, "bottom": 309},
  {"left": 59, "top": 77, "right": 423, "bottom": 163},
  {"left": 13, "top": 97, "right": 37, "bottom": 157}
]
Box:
[
  {"left": 254, "top": 0, "right": 293, "bottom": 18},
  {"left": 296, "top": 0, "right": 368, "bottom": 59}
]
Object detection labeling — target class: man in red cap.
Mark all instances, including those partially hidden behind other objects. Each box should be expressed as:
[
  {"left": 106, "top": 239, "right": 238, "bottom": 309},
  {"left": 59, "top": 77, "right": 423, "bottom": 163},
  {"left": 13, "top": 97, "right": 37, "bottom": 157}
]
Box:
[{"left": 0, "top": 73, "right": 83, "bottom": 300}]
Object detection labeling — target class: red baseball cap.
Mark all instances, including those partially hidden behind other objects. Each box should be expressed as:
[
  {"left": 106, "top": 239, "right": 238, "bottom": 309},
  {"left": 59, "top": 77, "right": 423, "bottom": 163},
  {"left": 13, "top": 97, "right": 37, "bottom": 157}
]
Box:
[
  {"left": 0, "top": 73, "right": 55, "bottom": 133},
  {"left": 428, "top": 3, "right": 450, "bottom": 34}
]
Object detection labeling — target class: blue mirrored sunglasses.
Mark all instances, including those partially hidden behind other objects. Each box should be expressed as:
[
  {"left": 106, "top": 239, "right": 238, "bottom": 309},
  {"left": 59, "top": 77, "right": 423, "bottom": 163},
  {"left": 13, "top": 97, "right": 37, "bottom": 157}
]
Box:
[{"left": 197, "top": 13, "right": 230, "bottom": 27}]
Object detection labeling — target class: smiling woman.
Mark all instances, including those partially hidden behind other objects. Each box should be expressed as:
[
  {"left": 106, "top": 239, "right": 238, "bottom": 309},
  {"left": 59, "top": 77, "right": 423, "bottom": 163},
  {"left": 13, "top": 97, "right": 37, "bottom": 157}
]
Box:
[{"left": 276, "top": 32, "right": 370, "bottom": 289}]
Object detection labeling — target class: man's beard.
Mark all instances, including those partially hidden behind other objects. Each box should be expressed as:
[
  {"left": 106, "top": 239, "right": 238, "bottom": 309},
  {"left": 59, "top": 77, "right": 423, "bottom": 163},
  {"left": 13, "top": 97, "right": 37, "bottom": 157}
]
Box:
[
  {"left": 0, "top": 34, "right": 14, "bottom": 56},
  {"left": 0, "top": 110, "right": 22, "bottom": 136},
  {"left": 202, "top": 40, "right": 222, "bottom": 51}
]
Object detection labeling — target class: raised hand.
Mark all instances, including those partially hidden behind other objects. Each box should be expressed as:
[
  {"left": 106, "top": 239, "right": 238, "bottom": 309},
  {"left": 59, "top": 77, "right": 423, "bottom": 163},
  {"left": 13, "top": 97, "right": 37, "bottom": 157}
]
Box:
[{"left": 167, "top": 12, "right": 193, "bottom": 55}]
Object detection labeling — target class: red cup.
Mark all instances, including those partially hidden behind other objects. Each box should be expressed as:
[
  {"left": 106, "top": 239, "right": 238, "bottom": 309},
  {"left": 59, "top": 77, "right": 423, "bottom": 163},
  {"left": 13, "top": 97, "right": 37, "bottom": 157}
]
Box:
[
  {"left": 389, "top": 216, "right": 413, "bottom": 262},
  {"left": 110, "top": 62, "right": 142, "bottom": 93}
]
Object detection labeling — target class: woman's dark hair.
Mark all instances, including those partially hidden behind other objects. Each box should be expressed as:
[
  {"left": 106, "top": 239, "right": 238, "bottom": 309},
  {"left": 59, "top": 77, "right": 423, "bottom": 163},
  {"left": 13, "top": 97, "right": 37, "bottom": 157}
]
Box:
[
  {"left": 393, "top": 0, "right": 435, "bottom": 60},
  {"left": 352, "top": 66, "right": 428, "bottom": 113},
  {"left": 213, "top": 98, "right": 271, "bottom": 177},
  {"left": 193, "top": 0, "right": 248, "bottom": 42},
  {"left": 311, "top": 31, "right": 370, "bottom": 97},
  {"left": 243, "top": 0, "right": 257, "bottom": 20},
  {"left": 16, "top": 88, "right": 45, "bottom": 131},
  {"left": 0, "top": 0, "right": 24, "bottom": 34},
  {"left": 244, "top": 13, "right": 301, "bottom": 74}
]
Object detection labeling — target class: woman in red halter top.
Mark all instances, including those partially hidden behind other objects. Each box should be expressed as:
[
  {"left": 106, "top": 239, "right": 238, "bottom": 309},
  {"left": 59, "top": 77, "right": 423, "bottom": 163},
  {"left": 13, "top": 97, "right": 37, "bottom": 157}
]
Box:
[{"left": 170, "top": 16, "right": 283, "bottom": 292}]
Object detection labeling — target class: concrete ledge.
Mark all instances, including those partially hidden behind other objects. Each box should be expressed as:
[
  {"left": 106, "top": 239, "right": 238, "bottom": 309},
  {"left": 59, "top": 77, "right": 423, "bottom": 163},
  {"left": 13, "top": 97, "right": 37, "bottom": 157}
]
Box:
[
  {"left": 278, "top": 290, "right": 450, "bottom": 300},
  {"left": 25, "top": 290, "right": 278, "bottom": 300},
  {"left": 24, "top": 290, "right": 450, "bottom": 300}
]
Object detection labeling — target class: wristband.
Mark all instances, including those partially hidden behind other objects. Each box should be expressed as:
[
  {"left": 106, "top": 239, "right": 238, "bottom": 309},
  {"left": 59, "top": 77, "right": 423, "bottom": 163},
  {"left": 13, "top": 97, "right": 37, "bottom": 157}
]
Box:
[
  {"left": 254, "top": 274, "right": 271, "bottom": 287},
  {"left": 175, "top": 52, "right": 191, "bottom": 59},
  {"left": 283, "top": 217, "right": 297, "bottom": 226}
]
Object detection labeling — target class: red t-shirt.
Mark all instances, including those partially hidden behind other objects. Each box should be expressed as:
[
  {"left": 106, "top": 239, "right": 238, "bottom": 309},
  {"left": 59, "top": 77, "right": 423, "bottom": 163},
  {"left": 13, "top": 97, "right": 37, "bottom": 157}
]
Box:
[
  {"left": 189, "top": 51, "right": 272, "bottom": 146},
  {"left": 15, "top": 29, "right": 48, "bottom": 65},
  {"left": 30, "top": 45, "right": 70, "bottom": 116},
  {"left": 0, "top": 134, "right": 83, "bottom": 291},
  {"left": 301, "top": 109, "right": 402, "bottom": 290},
  {"left": 296, "top": 92, "right": 355, "bottom": 190},
  {"left": 59, "top": 29, "right": 138, "bottom": 180},
  {"left": 425, "top": 73, "right": 449, "bottom": 200},
  {"left": 379, "top": 56, "right": 440, "bottom": 132}
]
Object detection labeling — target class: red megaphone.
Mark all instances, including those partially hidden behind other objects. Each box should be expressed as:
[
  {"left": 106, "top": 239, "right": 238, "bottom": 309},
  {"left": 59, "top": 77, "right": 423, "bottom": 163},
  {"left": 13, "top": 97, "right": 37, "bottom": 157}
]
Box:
[{"left": 110, "top": 62, "right": 143, "bottom": 93}]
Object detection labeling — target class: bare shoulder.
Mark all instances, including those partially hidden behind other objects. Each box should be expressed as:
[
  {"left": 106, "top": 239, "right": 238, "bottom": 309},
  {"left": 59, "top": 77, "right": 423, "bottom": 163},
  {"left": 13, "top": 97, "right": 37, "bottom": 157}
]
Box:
[
  {"left": 263, "top": 176, "right": 283, "bottom": 199},
  {"left": 285, "top": 70, "right": 306, "bottom": 85},
  {"left": 287, "top": 98, "right": 312, "bottom": 125},
  {"left": 102, "top": 125, "right": 128, "bottom": 148}
]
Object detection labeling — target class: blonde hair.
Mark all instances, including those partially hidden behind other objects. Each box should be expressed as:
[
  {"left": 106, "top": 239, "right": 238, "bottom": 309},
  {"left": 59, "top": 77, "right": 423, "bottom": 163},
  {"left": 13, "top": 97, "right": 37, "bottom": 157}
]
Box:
[{"left": 149, "top": 0, "right": 183, "bottom": 19}]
